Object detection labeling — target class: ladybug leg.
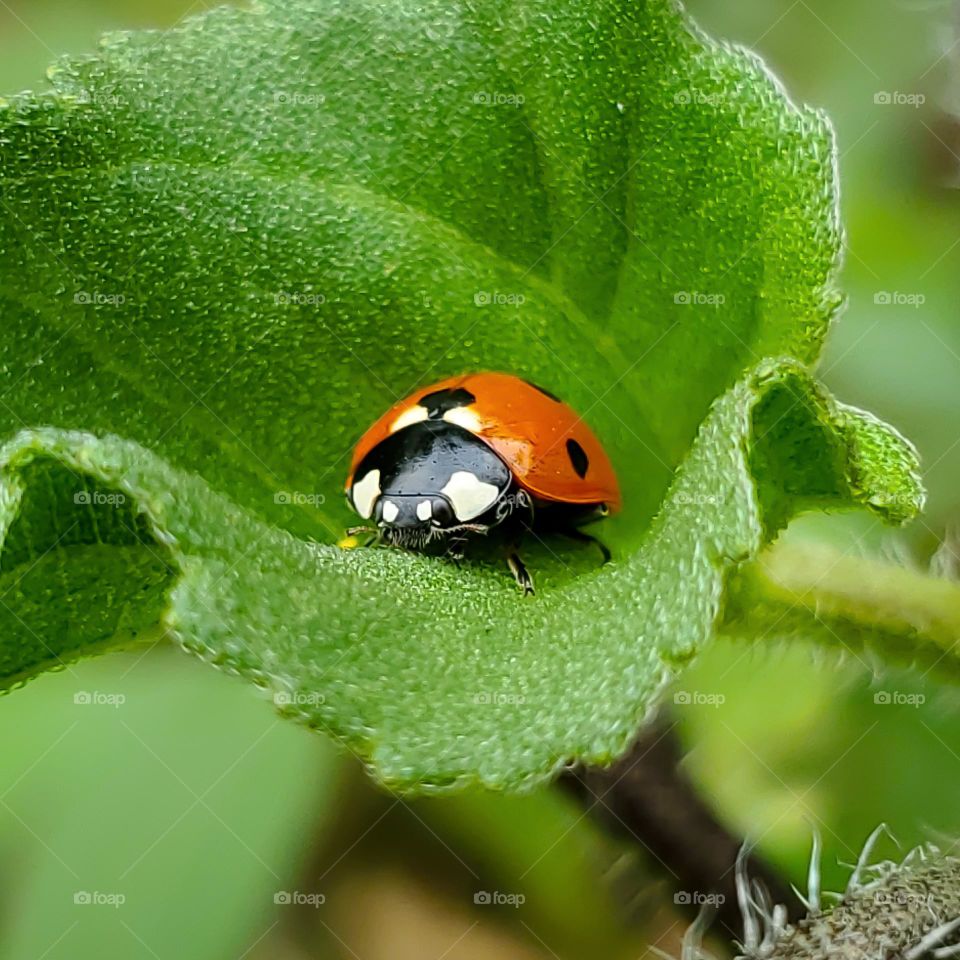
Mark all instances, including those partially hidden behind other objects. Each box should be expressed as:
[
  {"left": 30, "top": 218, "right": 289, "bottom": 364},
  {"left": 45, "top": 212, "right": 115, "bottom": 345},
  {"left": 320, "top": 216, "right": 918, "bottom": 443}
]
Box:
[
  {"left": 497, "top": 507, "right": 535, "bottom": 594},
  {"left": 506, "top": 551, "right": 535, "bottom": 596},
  {"left": 448, "top": 523, "right": 490, "bottom": 536},
  {"left": 445, "top": 536, "right": 468, "bottom": 563},
  {"left": 344, "top": 524, "right": 381, "bottom": 547},
  {"left": 559, "top": 526, "right": 612, "bottom": 564}
]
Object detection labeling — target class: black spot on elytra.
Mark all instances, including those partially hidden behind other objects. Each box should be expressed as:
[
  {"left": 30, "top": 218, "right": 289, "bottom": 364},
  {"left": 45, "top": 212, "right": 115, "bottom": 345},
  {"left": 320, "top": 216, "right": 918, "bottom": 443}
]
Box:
[
  {"left": 523, "top": 378, "right": 561, "bottom": 402},
  {"left": 566, "top": 438, "right": 589, "bottom": 478},
  {"left": 418, "top": 387, "right": 476, "bottom": 418}
]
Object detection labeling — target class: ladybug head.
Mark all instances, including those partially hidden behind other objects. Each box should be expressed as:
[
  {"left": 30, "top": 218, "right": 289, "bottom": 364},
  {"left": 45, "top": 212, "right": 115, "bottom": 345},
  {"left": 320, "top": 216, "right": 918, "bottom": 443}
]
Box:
[
  {"left": 346, "top": 420, "right": 517, "bottom": 547},
  {"left": 375, "top": 493, "right": 457, "bottom": 545},
  {"left": 347, "top": 466, "right": 511, "bottom": 547}
]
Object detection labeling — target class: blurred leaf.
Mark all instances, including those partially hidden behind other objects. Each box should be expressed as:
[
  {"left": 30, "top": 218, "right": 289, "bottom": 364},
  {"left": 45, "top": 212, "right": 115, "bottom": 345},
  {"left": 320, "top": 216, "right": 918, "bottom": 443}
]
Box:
[
  {"left": 419, "top": 789, "right": 649, "bottom": 959},
  {"left": 0, "top": 0, "right": 922, "bottom": 789},
  {"left": 0, "top": 650, "right": 337, "bottom": 959}
]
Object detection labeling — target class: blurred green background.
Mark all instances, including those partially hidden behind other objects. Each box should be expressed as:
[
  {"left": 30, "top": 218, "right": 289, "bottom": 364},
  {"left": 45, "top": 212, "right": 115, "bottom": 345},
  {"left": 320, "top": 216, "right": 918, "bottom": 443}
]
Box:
[{"left": 1, "top": 0, "right": 959, "bottom": 957}]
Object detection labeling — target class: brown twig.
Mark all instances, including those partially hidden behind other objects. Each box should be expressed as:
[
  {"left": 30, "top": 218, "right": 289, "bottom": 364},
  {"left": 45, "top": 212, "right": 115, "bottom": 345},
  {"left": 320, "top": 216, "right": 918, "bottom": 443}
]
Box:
[{"left": 559, "top": 712, "right": 803, "bottom": 944}]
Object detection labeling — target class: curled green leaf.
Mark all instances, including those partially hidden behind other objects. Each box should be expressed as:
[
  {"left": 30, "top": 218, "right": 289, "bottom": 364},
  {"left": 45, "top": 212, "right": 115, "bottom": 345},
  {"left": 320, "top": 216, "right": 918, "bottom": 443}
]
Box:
[
  {"left": 0, "top": 361, "right": 921, "bottom": 789},
  {"left": 0, "top": 0, "right": 923, "bottom": 789}
]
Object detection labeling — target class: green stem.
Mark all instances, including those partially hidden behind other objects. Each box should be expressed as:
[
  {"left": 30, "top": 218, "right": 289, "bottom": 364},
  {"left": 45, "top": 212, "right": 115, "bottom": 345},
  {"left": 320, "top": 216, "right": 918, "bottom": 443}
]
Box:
[{"left": 720, "top": 541, "right": 960, "bottom": 680}]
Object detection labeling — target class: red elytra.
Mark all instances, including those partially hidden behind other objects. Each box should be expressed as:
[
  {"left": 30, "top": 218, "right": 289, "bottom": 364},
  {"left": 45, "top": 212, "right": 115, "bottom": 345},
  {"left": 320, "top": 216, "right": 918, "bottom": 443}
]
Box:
[{"left": 346, "top": 372, "right": 621, "bottom": 512}]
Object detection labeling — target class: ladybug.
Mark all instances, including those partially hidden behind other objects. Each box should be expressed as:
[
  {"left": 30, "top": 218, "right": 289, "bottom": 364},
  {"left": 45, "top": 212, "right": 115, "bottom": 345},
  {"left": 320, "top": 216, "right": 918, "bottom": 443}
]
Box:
[{"left": 344, "top": 372, "right": 621, "bottom": 594}]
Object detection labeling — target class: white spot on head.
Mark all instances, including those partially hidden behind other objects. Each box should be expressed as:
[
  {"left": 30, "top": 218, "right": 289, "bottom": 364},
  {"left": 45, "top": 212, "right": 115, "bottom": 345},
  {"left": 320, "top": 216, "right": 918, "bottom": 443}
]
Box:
[
  {"left": 416, "top": 499, "right": 432, "bottom": 521},
  {"left": 391, "top": 405, "right": 429, "bottom": 433},
  {"left": 381, "top": 500, "right": 399, "bottom": 524},
  {"left": 350, "top": 469, "right": 380, "bottom": 520},
  {"left": 443, "top": 406, "right": 483, "bottom": 433},
  {"left": 441, "top": 471, "right": 500, "bottom": 521}
]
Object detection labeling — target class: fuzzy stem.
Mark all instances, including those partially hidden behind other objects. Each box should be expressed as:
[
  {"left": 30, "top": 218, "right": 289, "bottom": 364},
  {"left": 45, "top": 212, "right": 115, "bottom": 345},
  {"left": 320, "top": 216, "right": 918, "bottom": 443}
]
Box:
[{"left": 720, "top": 541, "right": 960, "bottom": 681}]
